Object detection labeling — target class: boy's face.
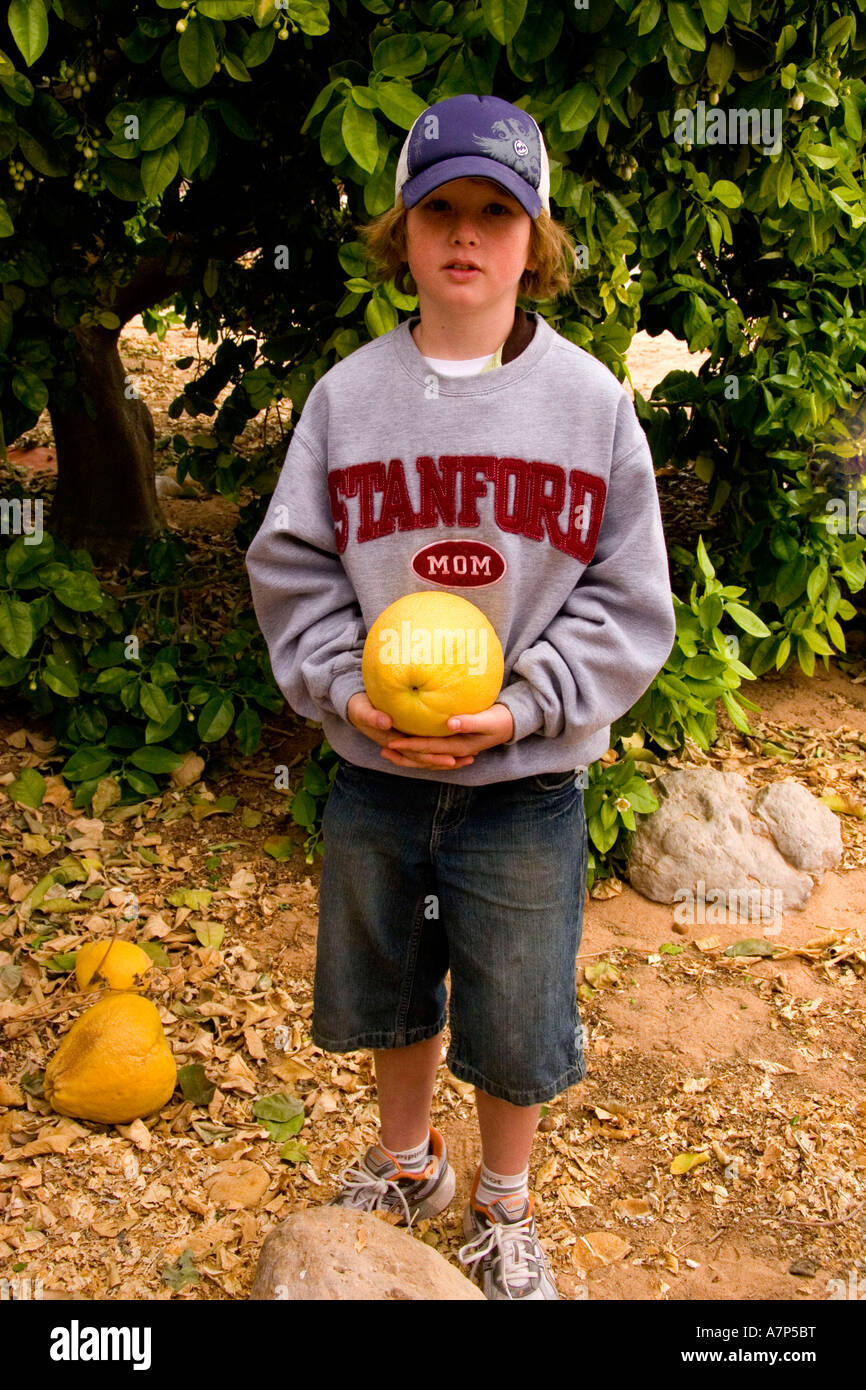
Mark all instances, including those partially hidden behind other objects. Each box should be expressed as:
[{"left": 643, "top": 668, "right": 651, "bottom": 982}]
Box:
[{"left": 403, "top": 176, "right": 535, "bottom": 319}]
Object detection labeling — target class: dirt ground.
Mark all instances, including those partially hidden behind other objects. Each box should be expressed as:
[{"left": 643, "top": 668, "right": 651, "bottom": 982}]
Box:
[{"left": 1, "top": 320, "right": 864, "bottom": 1303}]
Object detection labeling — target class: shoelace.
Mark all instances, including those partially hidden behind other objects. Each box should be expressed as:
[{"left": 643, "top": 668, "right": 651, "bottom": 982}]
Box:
[
  {"left": 457, "top": 1215, "right": 541, "bottom": 1299},
  {"left": 336, "top": 1164, "right": 416, "bottom": 1228}
]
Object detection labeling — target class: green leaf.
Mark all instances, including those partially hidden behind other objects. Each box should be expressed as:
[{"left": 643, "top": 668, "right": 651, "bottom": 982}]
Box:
[
  {"left": 167, "top": 888, "right": 213, "bottom": 909},
  {"left": 128, "top": 745, "right": 184, "bottom": 773},
  {"left": 695, "top": 535, "right": 715, "bottom": 579},
  {"left": 198, "top": 695, "right": 235, "bottom": 742},
  {"left": 52, "top": 571, "right": 103, "bottom": 613},
  {"left": 370, "top": 79, "right": 427, "bottom": 130},
  {"left": 139, "top": 941, "right": 171, "bottom": 967},
  {"left": 342, "top": 100, "right": 379, "bottom": 174},
  {"left": 138, "top": 97, "right": 187, "bottom": 151},
  {"left": 371, "top": 34, "right": 427, "bottom": 78},
  {"left": 725, "top": 938, "right": 779, "bottom": 957},
  {"left": 141, "top": 142, "right": 180, "bottom": 201},
  {"left": 178, "top": 1063, "right": 216, "bottom": 1105},
  {"left": 234, "top": 705, "right": 261, "bottom": 755},
  {"left": 725, "top": 602, "right": 771, "bottom": 637},
  {"left": 221, "top": 49, "right": 251, "bottom": 82},
  {"left": 253, "top": 1092, "right": 305, "bottom": 1123},
  {"left": 697, "top": 0, "right": 727, "bottom": 33},
  {"left": 177, "top": 111, "right": 211, "bottom": 176},
  {"left": 0, "top": 596, "right": 35, "bottom": 657},
  {"left": 12, "top": 368, "right": 48, "bottom": 415},
  {"left": 481, "top": 0, "right": 528, "bottom": 45},
  {"left": 194, "top": 920, "right": 224, "bottom": 948},
  {"left": 197, "top": 0, "right": 253, "bottom": 18},
  {"left": 710, "top": 179, "right": 742, "bottom": 209},
  {"left": 140, "top": 681, "right": 173, "bottom": 723},
  {"left": 279, "top": 1139, "right": 308, "bottom": 1164},
  {"left": 706, "top": 38, "right": 735, "bottom": 87},
  {"left": 62, "top": 747, "right": 114, "bottom": 782},
  {"left": 43, "top": 650, "right": 78, "bottom": 698},
  {"left": 162, "top": 1249, "right": 199, "bottom": 1291},
  {"left": 263, "top": 835, "right": 295, "bottom": 861},
  {"left": 18, "top": 129, "right": 66, "bottom": 177},
  {"left": 179, "top": 17, "right": 217, "bottom": 86},
  {"left": 557, "top": 83, "right": 599, "bottom": 132},
  {"left": 8, "top": 766, "right": 46, "bottom": 809},
  {"left": 8, "top": 0, "right": 48, "bottom": 66},
  {"left": 667, "top": 2, "right": 706, "bottom": 51}
]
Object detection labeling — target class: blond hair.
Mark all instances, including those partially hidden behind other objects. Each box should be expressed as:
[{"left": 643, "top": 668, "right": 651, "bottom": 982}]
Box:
[{"left": 355, "top": 192, "right": 580, "bottom": 304}]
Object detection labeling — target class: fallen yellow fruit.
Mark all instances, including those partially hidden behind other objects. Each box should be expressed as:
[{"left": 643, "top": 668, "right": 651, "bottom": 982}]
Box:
[
  {"left": 362, "top": 591, "right": 504, "bottom": 737},
  {"left": 43, "top": 993, "right": 177, "bottom": 1125},
  {"left": 75, "top": 939, "right": 154, "bottom": 992}
]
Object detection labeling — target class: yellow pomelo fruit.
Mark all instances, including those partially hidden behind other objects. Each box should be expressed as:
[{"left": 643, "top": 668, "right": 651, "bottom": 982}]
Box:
[
  {"left": 362, "top": 591, "right": 504, "bottom": 737},
  {"left": 43, "top": 993, "right": 177, "bottom": 1125},
  {"left": 75, "top": 939, "right": 154, "bottom": 992}
]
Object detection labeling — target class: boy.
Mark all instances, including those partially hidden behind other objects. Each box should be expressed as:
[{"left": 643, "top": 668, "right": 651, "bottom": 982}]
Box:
[{"left": 245, "top": 93, "right": 675, "bottom": 1299}]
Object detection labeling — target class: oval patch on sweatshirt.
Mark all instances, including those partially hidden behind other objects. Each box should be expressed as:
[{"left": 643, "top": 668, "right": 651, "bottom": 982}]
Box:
[{"left": 411, "top": 539, "right": 507, "bottom": 588}]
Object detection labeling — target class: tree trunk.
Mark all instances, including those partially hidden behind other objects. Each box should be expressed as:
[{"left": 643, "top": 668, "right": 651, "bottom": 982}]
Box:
[{"left": 48, "top": 322, "right": 166, "bottom": 565}]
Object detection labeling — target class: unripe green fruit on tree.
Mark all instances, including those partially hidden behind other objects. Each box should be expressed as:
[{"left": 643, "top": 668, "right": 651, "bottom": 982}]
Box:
[
  {"left": 709, "top": 90, "right": 719, "bottom": 105},
  {"left": 88, "top": 68, "right": 97, "bottom": 82},
  {"left": 72, "top": 86, "right": 82, "bottom": 98},
  {"left": 176, "top": 18, "right": 187, "bottom": 31},
  {"left": 789, "top": 91, "right": 804, "bottom": 110},
  {"left": 278, "top": 27, "right": 289, "bottom": 38}
]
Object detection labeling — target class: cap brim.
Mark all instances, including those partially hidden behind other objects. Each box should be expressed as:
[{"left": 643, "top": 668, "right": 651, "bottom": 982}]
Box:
[{"left": 399, "top": 156, "right": 542, "bottom": 218}]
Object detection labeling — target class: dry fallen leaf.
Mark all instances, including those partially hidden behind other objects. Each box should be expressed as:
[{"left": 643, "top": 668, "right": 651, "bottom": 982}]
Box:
[
  {"left": 749, "top": 1059, "right": 795, "bottom": 1075},
  {"left": 204, "top": 1160, "right": 271, "bottom": 1209},
  {"left": 535, "top": 1154, "right": 559, "bottom": 1188},
  {"left": 559, "top": 1183, "right": 592, "bottom": 1209},
  {"left": 354, "top": 1225, "right": 367, "bottom": 1253},
  {"left": 572, "top": 1230, "right": 631, "bottom": 1275},
  {"left": 613, "top": 1198, "right": 653, "bottom": 1221}
]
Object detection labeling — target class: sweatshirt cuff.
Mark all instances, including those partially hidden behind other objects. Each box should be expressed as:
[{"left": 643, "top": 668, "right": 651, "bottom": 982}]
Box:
[
  {"left": 496, "top": 680, "right": 546, "bottom": 744},
  {"left": 329, "top": 670, "right": 367, "bottom": 724}
]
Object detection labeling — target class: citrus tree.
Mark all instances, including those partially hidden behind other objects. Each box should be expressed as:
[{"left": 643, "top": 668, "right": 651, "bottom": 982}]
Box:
[{"left": 2, "top": 0, "right": 865, "bottom": 879}]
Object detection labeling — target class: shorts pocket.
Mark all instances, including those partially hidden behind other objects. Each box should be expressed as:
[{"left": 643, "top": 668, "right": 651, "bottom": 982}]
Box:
[{"left": 531, "top": 769, "right": 578, "bottom": 793}]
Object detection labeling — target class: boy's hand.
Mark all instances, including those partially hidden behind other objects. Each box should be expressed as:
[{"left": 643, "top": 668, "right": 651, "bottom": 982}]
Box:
[
  {"left": 382, "top": 703, "right": 515, "bottom": 769},
  {"left": 346, "top": 692, "right": 512, "bottom": 769}
]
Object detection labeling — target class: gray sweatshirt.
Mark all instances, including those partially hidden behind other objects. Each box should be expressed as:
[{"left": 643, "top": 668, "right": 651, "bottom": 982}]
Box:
[{"left": 244, "top": 310, "right": 675, "bottom": 784}]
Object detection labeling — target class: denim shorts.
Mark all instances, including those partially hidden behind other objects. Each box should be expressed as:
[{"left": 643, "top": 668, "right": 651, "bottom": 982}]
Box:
[{"left": 311, "top": 757, "right": 588, "bottom": 1106}]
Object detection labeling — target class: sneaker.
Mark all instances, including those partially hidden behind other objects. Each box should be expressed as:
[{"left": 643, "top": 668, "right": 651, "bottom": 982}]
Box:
[
  {"left": 457, "top": 1169, "right": 560, "bottom": 1300},
  {"left": 326, "top": 1125, "right": 456, "bottom": 1228}
]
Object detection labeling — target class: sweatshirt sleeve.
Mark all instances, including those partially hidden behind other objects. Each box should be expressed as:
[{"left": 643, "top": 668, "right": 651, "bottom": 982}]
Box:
[
  {"left": 244, "top": 427, "right": 366, "bottom": 725},
  {"left": 496, "top": 423, "right": 676, "bottom": 745}
]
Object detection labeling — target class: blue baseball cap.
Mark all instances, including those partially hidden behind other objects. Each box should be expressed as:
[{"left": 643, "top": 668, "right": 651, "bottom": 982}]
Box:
[{"left": 394, "top": 93, "right": 550, "bottom": 218}]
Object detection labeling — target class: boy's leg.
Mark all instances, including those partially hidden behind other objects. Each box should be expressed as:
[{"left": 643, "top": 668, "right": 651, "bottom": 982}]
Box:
[
  {"left": 474, "top": 1089, "right": 540, "bottom": 1173},
  {"left": 373, "top": 1030, "right": 444, "bottom": 1152}
]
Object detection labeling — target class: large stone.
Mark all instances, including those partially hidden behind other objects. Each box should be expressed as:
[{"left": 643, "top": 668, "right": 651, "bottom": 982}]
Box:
[
  {"left": 752, "top": 779, "right": 842, "bottom": 875},
  {"left": 626, "top": 768, "right": 839, "bottom": 918},
  {"left": 250, "top": 1206, "right": 485, "bottom": 1301}
]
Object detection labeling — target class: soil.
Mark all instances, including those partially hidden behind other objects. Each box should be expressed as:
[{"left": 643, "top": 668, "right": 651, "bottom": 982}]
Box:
[{"left": 0, "top": 322, "right": 864, "bottom": 1304}]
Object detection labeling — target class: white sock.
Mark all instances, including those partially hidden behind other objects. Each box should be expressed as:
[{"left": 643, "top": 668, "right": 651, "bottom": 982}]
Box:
[
  {"left": 474, "top": 1160, "right": 530, "bottom": 1214},
  {"left": 380, "top": 1132, "right": 431, "bottom": 1174}
]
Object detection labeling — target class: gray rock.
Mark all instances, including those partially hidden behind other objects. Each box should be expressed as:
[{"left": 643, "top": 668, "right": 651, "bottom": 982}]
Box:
[
  {"left": 626, "top": 768, "right": 835, "bottom": 919},
  {"left": 753, "top": 779, "right": 842, "bottom": 874},
  {"left": 250, "top": 1206, "right": 485, "bottom": 1301}
]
